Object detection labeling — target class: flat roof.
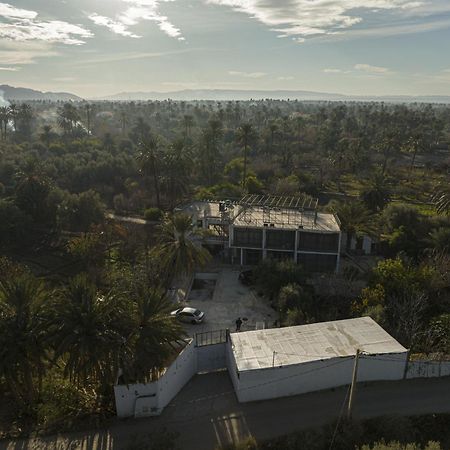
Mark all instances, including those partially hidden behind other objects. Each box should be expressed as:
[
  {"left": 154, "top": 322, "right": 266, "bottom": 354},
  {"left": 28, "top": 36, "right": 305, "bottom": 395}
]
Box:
[
  {"left": 230, "top": 317, "right": 407, "bottom": 372},
  {"left": 233, "top": 207, "right": 340, "bottom": 232},
  {"left": 176, "top": 201, "right": 340, "bottom": 232}
]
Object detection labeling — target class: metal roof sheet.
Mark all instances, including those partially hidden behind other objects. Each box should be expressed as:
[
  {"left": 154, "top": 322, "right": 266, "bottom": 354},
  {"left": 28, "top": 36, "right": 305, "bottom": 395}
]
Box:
[{"left": 230, "top": 317, "right": 407, "bottom": 372}]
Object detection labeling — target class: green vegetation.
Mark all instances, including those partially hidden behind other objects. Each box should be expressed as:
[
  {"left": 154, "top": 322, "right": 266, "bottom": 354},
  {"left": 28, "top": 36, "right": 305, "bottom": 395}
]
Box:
[
  {"left": 0, "top": 99, "right": 449, "bottom": 437},
  {"left": 217, "top": 414, "right": 450, "bottom": 450}
]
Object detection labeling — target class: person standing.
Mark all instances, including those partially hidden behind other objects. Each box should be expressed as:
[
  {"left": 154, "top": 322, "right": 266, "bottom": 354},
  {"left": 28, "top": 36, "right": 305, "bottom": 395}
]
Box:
[{"left": 235, "top": 317, "right": 243, "bottom": 332}]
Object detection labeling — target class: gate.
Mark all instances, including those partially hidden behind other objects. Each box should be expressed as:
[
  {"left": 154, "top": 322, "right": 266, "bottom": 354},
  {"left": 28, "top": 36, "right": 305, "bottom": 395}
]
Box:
[{"left": 196, "top": 329, "right": 229, "bottom": 373}]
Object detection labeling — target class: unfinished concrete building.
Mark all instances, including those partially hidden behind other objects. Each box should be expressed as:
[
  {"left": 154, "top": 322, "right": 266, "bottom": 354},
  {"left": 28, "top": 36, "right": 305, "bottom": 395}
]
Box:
[{"left": 176, "top": 194, "right": 341, "bottom": 272}]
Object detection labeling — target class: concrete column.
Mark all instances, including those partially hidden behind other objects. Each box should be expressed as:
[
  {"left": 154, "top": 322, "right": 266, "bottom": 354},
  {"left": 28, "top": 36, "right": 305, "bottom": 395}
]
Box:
[
  {"left": 294, "top": 230, "right": 299, "bottom": 263},
  {"left": 335, "top": 232, "right": 342, "bottom": 273},
  {"left": 262, "top": 228, "right": 267, "bottom": 259},
  {"left": 240, "top": 248, "right": 244, "bottom": 266}
]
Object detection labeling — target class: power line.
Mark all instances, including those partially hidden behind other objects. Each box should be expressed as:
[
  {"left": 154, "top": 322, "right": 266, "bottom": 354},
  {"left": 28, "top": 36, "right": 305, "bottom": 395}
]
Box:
[{"left": 328, "top": 384, "right": 351, "bottom": 450}]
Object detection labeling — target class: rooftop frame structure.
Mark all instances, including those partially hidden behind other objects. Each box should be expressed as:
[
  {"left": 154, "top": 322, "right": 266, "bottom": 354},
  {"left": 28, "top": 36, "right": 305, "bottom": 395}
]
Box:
[
  {"left": 239, "top": 194, "right": 318, "bottom": 211},
  {"left": 236, "top": 194, "right": 320, "bottom": 229}
]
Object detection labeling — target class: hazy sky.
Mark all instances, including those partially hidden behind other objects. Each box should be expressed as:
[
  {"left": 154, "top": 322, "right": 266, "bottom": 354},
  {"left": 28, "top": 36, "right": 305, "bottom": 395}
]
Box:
[{"left": 1, "top": 0, "right": 450, "bottom": 98}]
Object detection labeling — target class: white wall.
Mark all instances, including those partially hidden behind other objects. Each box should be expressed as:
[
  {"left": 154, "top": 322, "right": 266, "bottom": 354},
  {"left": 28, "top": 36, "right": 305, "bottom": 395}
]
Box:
[
  {"left": 406, "top": 360, "right": 450, "bottom": 379},
  {"left": 230, "top": 349, "right": 407, "bottom": 403},
  {"left": 114, "top": 339, "right": 197, "bottom": 418}
]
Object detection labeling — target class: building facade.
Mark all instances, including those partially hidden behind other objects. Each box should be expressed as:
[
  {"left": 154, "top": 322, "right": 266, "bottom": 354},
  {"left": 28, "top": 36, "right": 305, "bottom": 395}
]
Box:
[{"left": 177, "top": 194, "right": 341, "bottom": 272}]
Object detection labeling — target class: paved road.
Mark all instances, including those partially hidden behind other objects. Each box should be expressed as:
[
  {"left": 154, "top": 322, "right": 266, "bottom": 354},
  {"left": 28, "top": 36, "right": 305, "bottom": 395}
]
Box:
[{"left": 2, "top": 373, "right": 450, "bottom": 450}]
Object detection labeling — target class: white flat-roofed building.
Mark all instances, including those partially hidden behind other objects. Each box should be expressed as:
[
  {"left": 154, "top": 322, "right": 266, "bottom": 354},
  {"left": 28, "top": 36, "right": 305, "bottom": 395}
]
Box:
[{"left": 226, "top": 317, "right": 408, "bottom": 403}]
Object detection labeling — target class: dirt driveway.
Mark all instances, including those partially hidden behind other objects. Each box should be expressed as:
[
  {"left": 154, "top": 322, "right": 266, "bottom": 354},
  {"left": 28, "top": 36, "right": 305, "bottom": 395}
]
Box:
[{"left": 183, "top": 268, "right": 277, "bottom": 336}]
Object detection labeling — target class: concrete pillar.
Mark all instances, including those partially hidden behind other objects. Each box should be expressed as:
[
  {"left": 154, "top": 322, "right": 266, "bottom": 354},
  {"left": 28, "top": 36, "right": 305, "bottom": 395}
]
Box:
[
  {"left": 335, "top": 232, "right": 342, "bottom": 273},
  {"left": 240, "top": 248, "right": 244, "bottom": 266},
  {"left": 262, "top": 228, "right": 267, "bottom": 259},
  {"left": 294, "top": 230, "right": 299, "bottom": 263}
]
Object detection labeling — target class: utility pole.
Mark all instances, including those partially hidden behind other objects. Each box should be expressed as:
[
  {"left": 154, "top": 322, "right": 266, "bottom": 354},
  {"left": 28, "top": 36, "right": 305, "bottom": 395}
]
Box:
[{"left": 347, "top": 348, "right": 361, "bottom": 419}]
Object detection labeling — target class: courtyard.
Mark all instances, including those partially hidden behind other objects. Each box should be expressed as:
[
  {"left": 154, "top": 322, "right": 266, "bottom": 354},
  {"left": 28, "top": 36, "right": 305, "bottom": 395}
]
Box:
[{"left": 182, "top": 268, "right": 277, "bottom": 336}]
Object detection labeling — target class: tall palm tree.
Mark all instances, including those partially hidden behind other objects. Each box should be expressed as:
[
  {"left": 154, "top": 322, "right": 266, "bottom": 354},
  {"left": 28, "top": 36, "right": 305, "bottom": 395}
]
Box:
[
  {"left": 137, "top": 135, "right": 162, "bottom": 209},
  {"left": 44, "top": 275, "right": 130, "bottom": 386},
  {"left": 124, "top": 285, "right": 185, "bottom": 383},
  {"left": 198, "top": 119, "right": 223, "bottom": 184},
  {"left": 163, "top": 139, "right": 192, "bottom": 209},
  {"left": 183, "top": 114, "right": 194, "bottom": 139},
  {"left": 151, "top": 214, "right": 211, "bottom": 282},
  {"left": 0, "top": 275, "right": 49, "bottom": 407},
  {"left": 8, "top": 103, "right": 18, "bottom": 132},
  {"left": 39, "top": 125, "right": 53, "bottom": 148},
  {"left": 0, "top": 106, "right": 9, "bottom": 140},
  {"left": 85, "top": 103, "right": 93, "bottom": 135},
  {"left": 360, "top": 173, "right": 391, "bottom": 212},
  {"left": 58, "top": 103, "right": 80, "bottom": 136},
  {"left": 237, "top": 123, "right": 254, "bottom": 190},
  {"left": 331, "top": 200, "right": 375, "bottom": 251}
]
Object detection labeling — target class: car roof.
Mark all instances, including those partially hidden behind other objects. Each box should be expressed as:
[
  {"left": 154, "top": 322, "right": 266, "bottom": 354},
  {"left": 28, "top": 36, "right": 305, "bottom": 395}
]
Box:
[{"left": 180, "top": 307, "right": 198, "bottom": 314}]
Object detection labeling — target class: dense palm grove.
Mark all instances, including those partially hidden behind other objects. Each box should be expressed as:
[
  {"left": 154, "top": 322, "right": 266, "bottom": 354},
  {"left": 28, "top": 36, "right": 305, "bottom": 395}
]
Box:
[{"left": 0, "top": 99, "right": 449, "bottom": 436}]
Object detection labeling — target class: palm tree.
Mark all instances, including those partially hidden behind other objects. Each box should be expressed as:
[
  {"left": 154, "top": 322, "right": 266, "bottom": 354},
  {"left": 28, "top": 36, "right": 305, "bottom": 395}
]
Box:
[
  {"left": 198, "top": 119, "right": 223, "bottom": 184},
  {"left": 17, "top": 103, "right": 33, "bottom": 139},
  {"left": 360, "top": 173, "right": 391, "bottom": 212},
  {"left": 151, "top": 214, "right": 211, "bottom": 282},
  {"left": 331, "top": 200, "right": 375, "bottom": 252},
  {"left": 8, "top": 103, "right": 18, "bottom": 132},
  {"left": 39, "top": 125, "right": 53, "bottom": 148},
  {"left": 137, "top": 135, "right": 162, "bottom": 209},
  {"left": 84, "top": 103, "right": 93, "bottom": 135},
  {"left": 183, "top": 114, "right": 194, "bottom": 139},
  {"left": 237, "top": 123, "right": 254, "bottom": 190},
  {"left": 58, "top": 103, "right": 80, "bottom": 136},
  {"left": 0, "top": 275, "right": 49, "bottom": 407},
  {"left": 0, "top": 106, "right": 9, "bottom": 140},
  {"left": 163, "top": 139, "right": 192, "bottom": 209},
  {"left": 45, "top": 275, "right": 130, "bottom": 386},
  {"left": 124, "top": 285, "right": 185, "bottom": 383}
]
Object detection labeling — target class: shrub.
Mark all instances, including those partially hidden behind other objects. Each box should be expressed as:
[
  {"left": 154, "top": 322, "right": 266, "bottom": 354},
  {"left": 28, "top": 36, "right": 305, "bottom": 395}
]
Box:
[{"left": 144, "top": 207, "right": 163, "bottom": 221}]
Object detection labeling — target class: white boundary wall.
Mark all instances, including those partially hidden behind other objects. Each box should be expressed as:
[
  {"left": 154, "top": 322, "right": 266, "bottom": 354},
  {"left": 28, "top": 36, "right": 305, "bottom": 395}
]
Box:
[
  {"left": 227, "top": 341, "right": 407, "bottom": 403},
  {"left": 406, "top": 360, "right": 450, "bottom": 379},
  {"left": 115, "top": 339, "right": 197, "bottom": 418},
  {"left": 114, "top": 340, "right": 228, "bottom": 418}
]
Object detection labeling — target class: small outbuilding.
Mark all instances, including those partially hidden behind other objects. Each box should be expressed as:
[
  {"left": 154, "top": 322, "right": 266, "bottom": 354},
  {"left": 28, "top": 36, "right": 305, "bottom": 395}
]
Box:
[{"left": 227, "top": 317, "right": 408, "bottom": 403}]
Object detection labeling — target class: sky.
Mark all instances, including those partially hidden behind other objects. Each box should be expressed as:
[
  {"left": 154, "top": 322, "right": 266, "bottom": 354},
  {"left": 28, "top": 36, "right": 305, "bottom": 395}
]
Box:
[{"left": 1, "top": 0, "right": 450, "bottom": 98}]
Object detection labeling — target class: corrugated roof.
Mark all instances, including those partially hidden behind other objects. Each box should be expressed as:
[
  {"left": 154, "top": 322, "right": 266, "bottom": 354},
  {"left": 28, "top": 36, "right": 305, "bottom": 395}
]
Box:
[{"left": 230, "top": 317, "right": 407, "bottom": 371}]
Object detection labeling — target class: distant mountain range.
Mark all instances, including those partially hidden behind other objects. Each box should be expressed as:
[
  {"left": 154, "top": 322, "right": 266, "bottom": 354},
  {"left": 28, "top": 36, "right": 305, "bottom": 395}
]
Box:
[
  {"left": 0, "top": 84, "right": 82, "bottom": 102},
  {"left": 2, "top": 84, "right": 450, "bottom": 104},
  {"left": 96, "top": 89, "right": 450, "bottom": 104}
]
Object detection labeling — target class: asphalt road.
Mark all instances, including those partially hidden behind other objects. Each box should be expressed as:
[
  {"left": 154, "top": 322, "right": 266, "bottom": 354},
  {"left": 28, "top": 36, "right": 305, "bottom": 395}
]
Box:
[{"left": 2, "top": 373, "right": 450, "bottom": 450}]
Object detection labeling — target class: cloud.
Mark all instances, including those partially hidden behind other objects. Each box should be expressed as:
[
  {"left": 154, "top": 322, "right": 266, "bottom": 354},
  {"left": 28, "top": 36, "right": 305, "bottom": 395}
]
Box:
[
  {"left": 89, "top": 13, "right": 139, "bottom": 38},
  {"left": 89, "top": 0, "right": 184, "bottom": 40},
  {"left": 0, "top": 66, "right": 19, "bottom": 71},
  {"left": 0, "top": 2, "right": 93, "bottom": 45},
  {"left": 0, "top": 3, "right": 37, "bottom": 20},
  {"left": 229, "top": 70, "right": 266, "bottom": 78},
  {"left": 205, "top": 0, "right": 433, "bottom": 41},
  {"left": 0, "top": 40, "right": 58, "bottom": 65},
  {"left": 354, "top": 63, "right": 391, "bottom": 74},
  {"left": 277, "top": 76, "right": 294, "bottom": 80},
  {"left": 323, "top": 68, "right": 345, "bottom": 73}
]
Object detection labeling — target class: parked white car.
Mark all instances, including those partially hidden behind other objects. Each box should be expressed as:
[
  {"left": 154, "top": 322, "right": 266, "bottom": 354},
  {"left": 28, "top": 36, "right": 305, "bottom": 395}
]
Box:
[{"left": 170, "top": 307, "right": 205, "bottom": 324}]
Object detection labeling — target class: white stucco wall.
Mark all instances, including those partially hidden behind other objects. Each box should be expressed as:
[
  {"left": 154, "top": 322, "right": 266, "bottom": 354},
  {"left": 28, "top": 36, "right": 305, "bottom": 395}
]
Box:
[
  {"left": 406, "top": 360, "right": 450, "bottom": 379},
  {"left": 229, "top": 349, "right": 407, "bottom": 403},
  {"left": 114, "top": 339, "right": 197, "bottom": 418}
]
